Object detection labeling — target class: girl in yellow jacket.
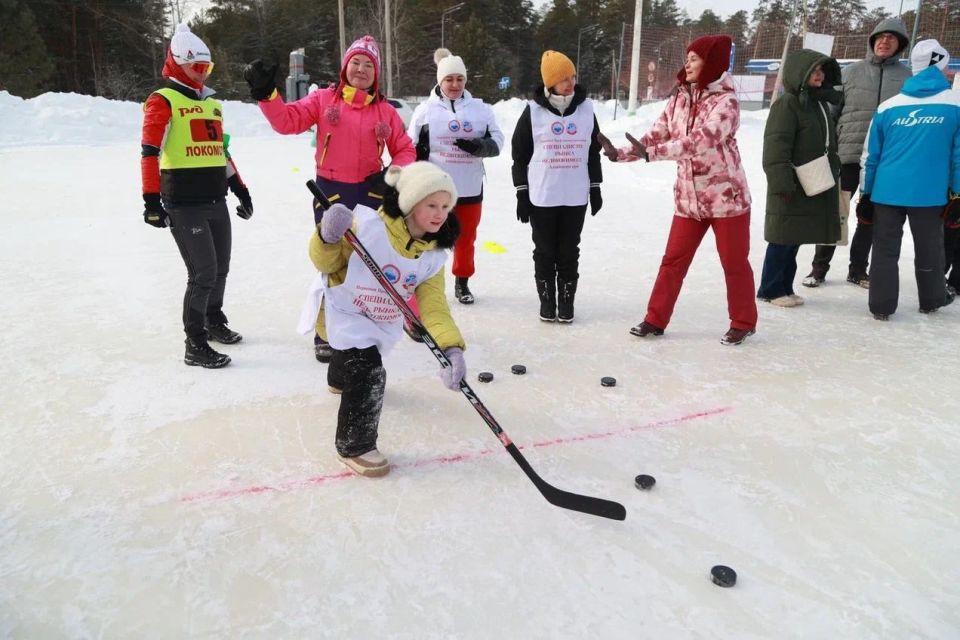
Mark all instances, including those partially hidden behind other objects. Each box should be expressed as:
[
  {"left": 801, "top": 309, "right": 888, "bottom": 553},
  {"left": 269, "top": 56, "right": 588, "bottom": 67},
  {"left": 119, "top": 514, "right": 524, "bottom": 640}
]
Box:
[{"left": 307, "top": 162, "right": 466, "bottom": 477}]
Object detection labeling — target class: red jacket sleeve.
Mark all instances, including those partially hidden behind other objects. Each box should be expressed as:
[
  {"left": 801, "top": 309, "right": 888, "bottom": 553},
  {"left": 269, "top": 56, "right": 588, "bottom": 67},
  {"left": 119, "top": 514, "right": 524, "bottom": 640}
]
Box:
[{"left": 141, "top": 93, "right": 171, "bottom": 195}]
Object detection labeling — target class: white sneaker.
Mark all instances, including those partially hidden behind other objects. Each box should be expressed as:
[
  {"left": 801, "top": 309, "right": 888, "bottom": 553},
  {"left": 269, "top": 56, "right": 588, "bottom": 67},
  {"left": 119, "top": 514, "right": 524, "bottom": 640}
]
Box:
[
  {"left": 788, "top": 294, "right": 805, "bottom": 306},
  {"left": 337, "top": 449, "right": 390, "bottom": 477},
  {"left": 769, "top": 295, "right": 800, "bottom": 307}
]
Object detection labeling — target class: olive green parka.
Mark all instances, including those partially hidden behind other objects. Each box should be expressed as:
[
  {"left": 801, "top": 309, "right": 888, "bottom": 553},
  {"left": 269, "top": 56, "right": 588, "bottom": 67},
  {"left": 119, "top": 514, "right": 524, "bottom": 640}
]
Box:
[{"left": 762, "top": 49, "right": 843, "bottom": 245}]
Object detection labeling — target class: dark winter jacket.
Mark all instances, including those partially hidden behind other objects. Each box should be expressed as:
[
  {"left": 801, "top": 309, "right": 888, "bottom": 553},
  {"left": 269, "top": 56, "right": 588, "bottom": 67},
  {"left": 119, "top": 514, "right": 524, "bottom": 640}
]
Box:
[
  {"left": 510, "top": 84, "right": 603, "bottom": 191},
  {"left": 835, "top": 18, "right": 910, "bottom": 164},
  {"left": 763, "top": 50, "right": 843, "bottom": 245}
]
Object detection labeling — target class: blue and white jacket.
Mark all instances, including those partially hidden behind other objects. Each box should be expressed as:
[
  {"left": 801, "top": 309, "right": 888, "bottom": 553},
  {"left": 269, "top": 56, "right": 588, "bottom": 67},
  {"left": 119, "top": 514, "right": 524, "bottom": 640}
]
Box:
[{"left": 861, "top": 67, "right": 960, "bottom": 207}]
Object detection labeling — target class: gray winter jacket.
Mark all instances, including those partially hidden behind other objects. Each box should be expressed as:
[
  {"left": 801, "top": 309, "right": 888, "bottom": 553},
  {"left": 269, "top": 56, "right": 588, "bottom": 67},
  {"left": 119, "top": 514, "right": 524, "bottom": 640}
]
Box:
[{"left": 836, "top": 18, "right": 910, "bottom": 164}]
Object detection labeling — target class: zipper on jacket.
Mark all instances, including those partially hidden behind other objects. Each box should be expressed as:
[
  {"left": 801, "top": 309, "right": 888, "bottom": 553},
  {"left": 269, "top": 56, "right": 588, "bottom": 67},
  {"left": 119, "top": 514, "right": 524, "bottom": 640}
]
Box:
[
  {"left": 876, "top": 65, "right": 884, "bottom": 107},
  {"left": 319, "top": 132, "right": 331, "bottom": 167}
]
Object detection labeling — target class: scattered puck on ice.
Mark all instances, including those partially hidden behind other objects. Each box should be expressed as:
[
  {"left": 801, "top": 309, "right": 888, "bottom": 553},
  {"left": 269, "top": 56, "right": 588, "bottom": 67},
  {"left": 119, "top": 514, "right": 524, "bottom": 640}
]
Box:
[
  {"left": 478, "top": 371, "right": 494, "bottom": 383},
  {"left": 634, "top": 474, "right": 656, "bottom": 490},
  {"left": 511, "top": 364, "right": 527, "bottom": 375},
  {"left": 601, "top": 376, "right": 617, "bottom": 387},
  {"left": 710, "top": 565, "right": 737, "bottom": 588}
]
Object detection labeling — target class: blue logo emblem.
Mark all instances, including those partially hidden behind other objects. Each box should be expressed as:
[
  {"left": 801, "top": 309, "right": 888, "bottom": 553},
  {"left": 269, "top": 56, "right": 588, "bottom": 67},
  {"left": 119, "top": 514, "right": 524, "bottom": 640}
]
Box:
[
  {"left": 551, "top": 121, "right": 564, "bottom": 135},
  {"left": 566, "top": 122, "right": 578, "bottom": 135},
  {"left": 462, "top": 121, "right": 473, "bottom": 133},
  {"left": 448, "top": 120, "right": 461, "bottom": 132},
  {"left": 383, "top": 265, "right": 400, "bottom": 283}
]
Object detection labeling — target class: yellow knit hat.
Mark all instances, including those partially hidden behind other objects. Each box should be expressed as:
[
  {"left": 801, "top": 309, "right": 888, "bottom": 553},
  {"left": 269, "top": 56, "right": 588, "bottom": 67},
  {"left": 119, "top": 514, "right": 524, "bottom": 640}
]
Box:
[{"left": 540, "top": 50, "right": 576, "bottom": 90}]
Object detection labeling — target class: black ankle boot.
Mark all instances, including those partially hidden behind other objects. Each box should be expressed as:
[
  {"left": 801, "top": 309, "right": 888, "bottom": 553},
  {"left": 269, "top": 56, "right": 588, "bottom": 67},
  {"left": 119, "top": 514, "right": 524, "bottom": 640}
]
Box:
[
  {"left": 206, "top": 322, "right": 242, "bottom": 344},
  {"left": 536, "top": 278, "right": 556, "bottom": 322},
  {"left": 184, "top": 336, "right": 231, "bottom": 368},
  {"left": 454, "top": 277, "right": 474, "bottom": 304},
  {"left": 557, "top": 277, "right": 577, "bottom": 323}
]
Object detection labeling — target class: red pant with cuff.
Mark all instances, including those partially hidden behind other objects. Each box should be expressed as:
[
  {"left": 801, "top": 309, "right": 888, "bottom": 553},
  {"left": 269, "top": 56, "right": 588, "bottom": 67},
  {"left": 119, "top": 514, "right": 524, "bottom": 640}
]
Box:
[{"left": 645, "top": 213, "right": 757, "bottom": 331}]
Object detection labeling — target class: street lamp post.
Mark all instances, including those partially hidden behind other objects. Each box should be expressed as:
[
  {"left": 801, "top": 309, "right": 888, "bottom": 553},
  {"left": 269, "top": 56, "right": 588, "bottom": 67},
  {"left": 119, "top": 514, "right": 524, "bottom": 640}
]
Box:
[
  {"left": 441, "top": 3, "right": 465, "bottom": 49},
  {"left": 576, "top": 24, "right": 598, "bottom": 74}
]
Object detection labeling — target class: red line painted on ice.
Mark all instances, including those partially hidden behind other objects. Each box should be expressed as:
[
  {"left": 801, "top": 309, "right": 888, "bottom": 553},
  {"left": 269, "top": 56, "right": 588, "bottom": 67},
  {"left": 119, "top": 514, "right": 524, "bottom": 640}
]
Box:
[{"left": 180, "top": 406, "right": 731, "bottom": 503}]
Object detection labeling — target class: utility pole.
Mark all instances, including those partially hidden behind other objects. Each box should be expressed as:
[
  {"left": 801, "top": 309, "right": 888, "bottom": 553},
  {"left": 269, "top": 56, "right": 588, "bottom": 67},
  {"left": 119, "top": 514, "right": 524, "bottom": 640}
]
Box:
[
  {"left": 338, "top": 0, "right": 346, "bottom": 60},
  {"left": 770, "top": 0, "right": 800, "bottom": 106},
  {"left": 908, "top": 0, "right": 923, "bottom": 58},
  {"left": 385, "top": 0, "right": 393, "bottom": 96},
  {"left": 627, "top": 0, "right": 643, "bottom": 114}
]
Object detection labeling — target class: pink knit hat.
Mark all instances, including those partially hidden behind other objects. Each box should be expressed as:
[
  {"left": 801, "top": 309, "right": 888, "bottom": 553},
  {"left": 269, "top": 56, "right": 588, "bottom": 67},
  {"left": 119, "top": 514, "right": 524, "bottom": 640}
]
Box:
[{"left": 340, "top": 35, "right": 381, "bottom": 93}]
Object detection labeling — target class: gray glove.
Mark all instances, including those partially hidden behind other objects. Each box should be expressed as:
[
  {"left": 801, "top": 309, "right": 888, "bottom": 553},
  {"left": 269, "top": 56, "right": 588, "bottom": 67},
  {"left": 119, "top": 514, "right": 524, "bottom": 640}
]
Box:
[{"left": 320, "top": 203, "right": 353, "bottom": 243}]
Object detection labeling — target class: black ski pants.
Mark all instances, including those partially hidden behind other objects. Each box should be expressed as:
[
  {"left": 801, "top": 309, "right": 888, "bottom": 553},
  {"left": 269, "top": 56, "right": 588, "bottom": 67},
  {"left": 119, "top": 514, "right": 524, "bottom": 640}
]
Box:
[
  {"left": 328, "top": 346, "right": 386, "bottom": 458},
  {"left": 811, "top": 164, "right": 872, "bottom": 278},
  {"left": 869, "top": 204, "right": 947, "bottom": 316},
  {"left": 168, "top": 200, "right": 231, "bottom": 339},
  {"left": 945, "top": 224, "right": 960, "bottom": 290},
  {"left": 529, "top": 204, "right": 587, "bottom": 284}
]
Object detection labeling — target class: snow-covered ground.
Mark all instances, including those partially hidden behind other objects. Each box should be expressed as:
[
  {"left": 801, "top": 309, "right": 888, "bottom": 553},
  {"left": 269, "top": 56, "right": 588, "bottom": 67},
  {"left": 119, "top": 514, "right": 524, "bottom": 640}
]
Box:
[{"left": 1, "top": 90, "right": 957, "bottom": 638}]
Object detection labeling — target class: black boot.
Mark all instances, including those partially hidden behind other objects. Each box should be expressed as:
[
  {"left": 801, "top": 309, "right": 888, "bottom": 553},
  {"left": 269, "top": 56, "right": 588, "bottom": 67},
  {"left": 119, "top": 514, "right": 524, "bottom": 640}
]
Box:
[
  {"left": 206, "top": 322, "right": 242, "bottom": 344},
  {"left": 184, "top": 336, "right": 231, "bottom": 368},
  {"left": 454, "top": 277, "right": 475, "bottom": 304},
  {"left": 536, "top": 278, "right": 556, "bottom": 322},
  {"left": 557, "top": 277, "right": 577, "bottom": 323}
]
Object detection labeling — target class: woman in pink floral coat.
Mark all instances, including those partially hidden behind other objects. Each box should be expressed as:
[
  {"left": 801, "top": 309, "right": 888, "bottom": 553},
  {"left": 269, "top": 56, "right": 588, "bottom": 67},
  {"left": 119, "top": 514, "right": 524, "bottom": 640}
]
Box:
[{"left": 601, "top": 35, "right": 757, "bottom": 345}]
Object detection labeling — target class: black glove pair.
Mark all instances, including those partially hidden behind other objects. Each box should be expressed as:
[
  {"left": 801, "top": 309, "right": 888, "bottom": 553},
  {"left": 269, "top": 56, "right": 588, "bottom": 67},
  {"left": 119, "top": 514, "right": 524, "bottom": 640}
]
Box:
[
  {"left": 516, "top": 187, "right": 602, "bottom": 222},
  {"left": 856, "top": 194, "right": 874, "bottom": 225},
  {"left": 453, "top": 138, "right": 482, "bottom": 156},
  {"left": 142, "top": 193, "right": 168, "bottom": 228},
  {"left": 228, "top": 174, "right": 254, "bottom": 220},
  {"left": 243, "top": 59, "right": 279, "bottom": 102}
]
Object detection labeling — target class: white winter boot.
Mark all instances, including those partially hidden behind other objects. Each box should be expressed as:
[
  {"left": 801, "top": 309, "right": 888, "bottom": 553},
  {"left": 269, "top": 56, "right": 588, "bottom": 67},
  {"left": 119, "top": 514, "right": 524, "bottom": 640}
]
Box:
[{"left": 337, "top": 449, "right": 390, "bottom": 477}]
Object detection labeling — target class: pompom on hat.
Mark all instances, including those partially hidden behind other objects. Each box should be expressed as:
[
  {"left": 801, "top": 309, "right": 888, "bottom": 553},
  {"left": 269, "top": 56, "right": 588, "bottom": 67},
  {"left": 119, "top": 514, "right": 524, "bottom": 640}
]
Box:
[
  {"left": 911, "top": 39, "right": 950, "bottom": 75},
  {"left": 170, "top": 24, "right": 211, "bottom": 65},
  {"left": 340, "top": 35, "right": 381, "bottom": 91},
  {"left": 540, "top": 50, "right": 576, "bottom": 90},
  {"left": 384, "top": 162, "right": 458, "bottom": 215},
  {"left": 435, "top": 48, "right": 468, "bottom": 85}
]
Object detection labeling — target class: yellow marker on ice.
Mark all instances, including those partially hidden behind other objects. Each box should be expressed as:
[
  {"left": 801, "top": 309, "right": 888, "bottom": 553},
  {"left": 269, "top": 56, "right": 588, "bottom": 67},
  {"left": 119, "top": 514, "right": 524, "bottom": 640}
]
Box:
[
  {"left": 291, "top": 167, "right": 301, "bottom": 173},
  {"left": 482, "top": 241, "right": 507, "bottom": 254}
]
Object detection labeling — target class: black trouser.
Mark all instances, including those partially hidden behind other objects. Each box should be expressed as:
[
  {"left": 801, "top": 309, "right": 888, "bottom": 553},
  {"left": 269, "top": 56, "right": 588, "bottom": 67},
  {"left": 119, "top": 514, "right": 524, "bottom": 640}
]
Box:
[
  {"left": 529, "top": 204, "right": 587, "bottom": 283},
  {"left": 168, "top": 200, "right": 231, "bottom": 339},
  {"left": 944, "top": 224, "right": 960, "bottom": 289},
  {"left": 328, "top": 346, "right": 386, "bottom": 457},
  {"left": 757, "top": 243, "right": 800, "bottom": 299},
  {"left": 869, "top": 204, "right": 947, "bottom": 315},
  {"left": 811, "top": 164, "right": 872, "bottom": 277}
]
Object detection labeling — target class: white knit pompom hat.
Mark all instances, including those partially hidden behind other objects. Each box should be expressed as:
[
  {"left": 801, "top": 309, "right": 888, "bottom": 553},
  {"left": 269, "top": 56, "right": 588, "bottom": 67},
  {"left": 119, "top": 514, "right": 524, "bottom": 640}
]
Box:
[
  {"left": 434, "top": 48, "right": 467, "bottom": 85},
  {"left": 170, "top": 24, "right": 211, "bottom": 65},
  {"left": 384, "top": 162, "right": 458, "bottom": 214}
]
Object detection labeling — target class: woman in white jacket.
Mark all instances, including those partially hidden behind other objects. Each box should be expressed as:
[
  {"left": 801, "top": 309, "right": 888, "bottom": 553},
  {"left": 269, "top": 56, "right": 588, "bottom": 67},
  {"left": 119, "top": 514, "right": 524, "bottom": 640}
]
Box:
[{"left": 407, "top": 49, "right": 504, "bottom": 305}]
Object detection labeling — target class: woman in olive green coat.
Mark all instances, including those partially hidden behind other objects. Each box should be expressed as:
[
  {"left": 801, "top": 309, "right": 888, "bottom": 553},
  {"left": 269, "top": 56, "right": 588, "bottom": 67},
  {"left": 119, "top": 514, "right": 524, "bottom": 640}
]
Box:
[{"left": 758, "top": 49, "right": 842, "bottom": 307}]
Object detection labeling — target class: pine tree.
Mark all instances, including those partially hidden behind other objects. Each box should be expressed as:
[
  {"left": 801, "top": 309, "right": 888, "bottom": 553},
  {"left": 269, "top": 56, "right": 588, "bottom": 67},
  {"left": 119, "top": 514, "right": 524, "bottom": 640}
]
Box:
[{"left": 0, "top": 0, "right": 56, "bottom": 97}]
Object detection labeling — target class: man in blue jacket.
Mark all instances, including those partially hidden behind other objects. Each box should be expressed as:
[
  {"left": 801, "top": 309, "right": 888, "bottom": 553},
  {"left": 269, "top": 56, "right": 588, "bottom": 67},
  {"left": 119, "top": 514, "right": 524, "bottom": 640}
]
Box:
[{"left": 860, "top": 39, "right": 960, "bottom": 320}]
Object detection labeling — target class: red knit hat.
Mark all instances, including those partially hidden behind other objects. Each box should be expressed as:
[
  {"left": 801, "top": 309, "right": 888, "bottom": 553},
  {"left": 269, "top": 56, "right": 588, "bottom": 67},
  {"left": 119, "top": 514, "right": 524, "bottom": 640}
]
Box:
[{"left": 677, "top": 35, "right": 732, "bottom": 88}]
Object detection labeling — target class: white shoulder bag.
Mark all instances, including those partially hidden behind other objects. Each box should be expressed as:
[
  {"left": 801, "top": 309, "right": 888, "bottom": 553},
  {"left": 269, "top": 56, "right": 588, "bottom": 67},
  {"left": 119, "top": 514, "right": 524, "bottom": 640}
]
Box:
[{"left": 793, "top": 102, "right": 835, "bottom": 197}]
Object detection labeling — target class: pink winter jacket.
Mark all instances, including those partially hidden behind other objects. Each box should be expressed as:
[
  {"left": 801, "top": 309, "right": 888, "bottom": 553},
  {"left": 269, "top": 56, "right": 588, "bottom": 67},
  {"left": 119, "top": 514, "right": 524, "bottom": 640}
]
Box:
[
  {"left": 259, "top": 87, "right": 416, "bottom": 183},
  {"left": 641, "top": 73, "right": 751, "bottom": 220}
]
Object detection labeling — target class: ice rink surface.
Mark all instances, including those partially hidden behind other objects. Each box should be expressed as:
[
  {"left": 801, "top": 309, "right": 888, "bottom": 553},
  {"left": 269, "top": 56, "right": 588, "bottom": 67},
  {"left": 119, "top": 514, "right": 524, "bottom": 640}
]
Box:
[{"left": 1, "top": 93, "right": 958, "bottom": 638}]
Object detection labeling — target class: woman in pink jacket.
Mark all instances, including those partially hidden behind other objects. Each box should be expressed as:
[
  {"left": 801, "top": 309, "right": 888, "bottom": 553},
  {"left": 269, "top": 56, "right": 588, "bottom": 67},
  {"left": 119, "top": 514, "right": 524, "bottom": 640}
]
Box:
[
  {"left": 601, "top": 35, "right": 757, "bottom": 345},
  {"left": 244, "top": 36, "right": 416, "bottom": 361}
]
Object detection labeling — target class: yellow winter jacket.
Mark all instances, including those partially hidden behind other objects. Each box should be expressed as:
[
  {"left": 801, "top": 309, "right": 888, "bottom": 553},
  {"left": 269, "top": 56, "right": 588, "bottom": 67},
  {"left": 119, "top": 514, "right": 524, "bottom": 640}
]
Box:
[{"left": 309, "top": 210, "right": 465, "bottom": 351}]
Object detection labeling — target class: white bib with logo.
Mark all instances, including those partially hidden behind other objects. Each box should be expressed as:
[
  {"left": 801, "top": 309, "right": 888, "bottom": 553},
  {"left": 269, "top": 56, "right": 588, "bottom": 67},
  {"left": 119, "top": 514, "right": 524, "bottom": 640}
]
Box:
[
  {"left": 527, "top": 99, "right": 593, "bottom": 207},
  {"left": 424, "top": 97, "right": 493, "bottom": 198}
]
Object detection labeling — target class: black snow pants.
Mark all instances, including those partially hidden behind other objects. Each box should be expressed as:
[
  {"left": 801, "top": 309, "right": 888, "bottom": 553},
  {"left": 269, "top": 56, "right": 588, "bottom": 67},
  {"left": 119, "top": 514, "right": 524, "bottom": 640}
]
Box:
[
  {"left": 529, "top": 204, "right": 587, "bottom": 284},
  {"left": 328, "top": 346, "right": 386, "bottom": 457},
  {"left": 168, "top": 200, "right": 232, "bottom": 339}
]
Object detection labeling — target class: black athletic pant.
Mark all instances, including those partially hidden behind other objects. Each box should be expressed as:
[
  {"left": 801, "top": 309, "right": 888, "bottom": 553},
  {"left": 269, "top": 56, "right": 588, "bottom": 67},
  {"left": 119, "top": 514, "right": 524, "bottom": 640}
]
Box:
[
  {"left": 944, "top": 224, "right": 960, "bottom": 289},
  {"left": 869, "top": 204, "right": 947, "bottom": 316},
  {"left": 529, "top": 204, "right": 587, "bottom": 284},
  {"left": 328, "top": 346, "right": 386, "bottom": 458},
  {"left": 811, "top": 164, "right": 872, "bottom": 277},
  {"left": 168, "top": 200, "right": 231, "bottom": 339}
]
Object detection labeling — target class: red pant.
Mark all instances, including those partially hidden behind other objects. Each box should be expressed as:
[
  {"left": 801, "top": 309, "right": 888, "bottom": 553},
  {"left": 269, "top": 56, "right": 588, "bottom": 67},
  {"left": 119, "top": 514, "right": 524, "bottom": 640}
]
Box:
[
  {"left": 645, "top": 213, "right": 757, "bottom": 331},
  {"left": 451, "top": 201, "right": 483, "bottom": 278}
]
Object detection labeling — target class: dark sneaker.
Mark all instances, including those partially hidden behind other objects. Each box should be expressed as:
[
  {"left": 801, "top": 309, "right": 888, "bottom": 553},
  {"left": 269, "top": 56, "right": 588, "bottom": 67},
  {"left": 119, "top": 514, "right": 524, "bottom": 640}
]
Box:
[
  {"left": 314, "top": 335, "right": 332, "bottom": 363},
  {"left": 846, "top": 273, "right": 870, "bottom": 289},
  {"left": 630, "top": 321, "right": 664, "bottom": 337},
  {"left": 184, "top": 337, "right": 231, "bottom": 368},
  {"left": 454, "top": 277, "right": 475, "bottom": 304},
  {"left": 404, "top": 319, "right": 424, "bottom": 343},
  {"left": 802, "top": 269, "right": 826, "bottom": 288},
  {"left": 920, "top": 288, "right": 956, "bottom": 314},
  {"left": 206, "top": 322, "right": 242, "bottom": 344},
  {"left": 873, "top": 313, "right": 890, "bottom": 321},
  {"left": 720, "top": 327, "right": 755, "bottom": 346}
]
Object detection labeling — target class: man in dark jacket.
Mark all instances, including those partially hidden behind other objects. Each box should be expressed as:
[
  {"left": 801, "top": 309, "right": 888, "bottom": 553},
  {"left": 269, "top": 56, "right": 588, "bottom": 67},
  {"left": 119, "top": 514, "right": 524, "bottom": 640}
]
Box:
[{"left": 802, "top": 18, "right": 910, "bottom": 290}]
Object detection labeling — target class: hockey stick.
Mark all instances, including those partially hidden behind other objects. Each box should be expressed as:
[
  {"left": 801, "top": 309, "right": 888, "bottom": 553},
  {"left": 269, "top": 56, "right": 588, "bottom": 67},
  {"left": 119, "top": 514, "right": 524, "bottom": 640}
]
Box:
[{"left": 308, "top": 180, "right": 626, "bottom": 521}]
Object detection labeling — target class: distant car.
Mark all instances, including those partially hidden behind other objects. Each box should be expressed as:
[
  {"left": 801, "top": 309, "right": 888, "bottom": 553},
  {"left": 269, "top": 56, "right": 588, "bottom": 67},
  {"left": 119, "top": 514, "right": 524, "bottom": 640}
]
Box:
[{"left": 386, "top": 97, "right": 413, "bottom": 129}]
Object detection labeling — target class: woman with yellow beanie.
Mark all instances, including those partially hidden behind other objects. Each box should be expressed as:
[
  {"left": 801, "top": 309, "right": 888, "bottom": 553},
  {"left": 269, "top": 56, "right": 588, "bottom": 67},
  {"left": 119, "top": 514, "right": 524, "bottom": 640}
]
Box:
[{"left": 511, "top": 50, "right": 603, "bottom": 323}]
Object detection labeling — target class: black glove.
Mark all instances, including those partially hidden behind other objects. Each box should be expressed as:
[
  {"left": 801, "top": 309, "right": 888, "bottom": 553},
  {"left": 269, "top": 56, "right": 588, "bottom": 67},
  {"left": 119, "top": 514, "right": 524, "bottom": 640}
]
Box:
[
  {"left": 454, "top": 138, "right": 482, "bottom": 155},
  {"left": 856, "top": 194, "right": 874, "bottom": 225},
  {"left": 516, "top": 189, "right": 531, "bottom": 224},
  {"left": 596, "top": 132, "right": 618, "bottom": 162},
  {"left": 590, "top": 185, "right": 602, "bottom": 216},
  {"left": 243, "top": 59, "right": 279, "bottom": 101},
  {"left": 228, "top": 174, "right": 253, "bottom": 219},
  {"left": 944, "top": 196, "right": 960, "bottom": 228},
  {"left": 142, "top": 193, "right": 168, "bottom": 228},
  {"left": 624, "top": 132, "right": 648, "bottom": 161}
]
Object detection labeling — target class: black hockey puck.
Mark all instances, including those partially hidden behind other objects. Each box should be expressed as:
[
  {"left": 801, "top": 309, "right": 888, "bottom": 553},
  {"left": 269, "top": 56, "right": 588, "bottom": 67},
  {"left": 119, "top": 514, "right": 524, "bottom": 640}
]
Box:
[
  {"left": 601, "top": 376, "right": 617, "bottom": 387},
  {"left": 634, "top": 474, "right": 655, "bottom": 490},
  {"left": 711, "top": 565, "right": 737, "bottom": 588},
  {"left": 478, "top": 371, "right": 494, "bottom": 383},
  {"left": 511, "top": 364, "right": 526, "bottom": 375}
]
